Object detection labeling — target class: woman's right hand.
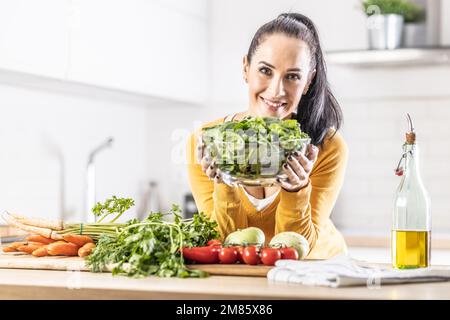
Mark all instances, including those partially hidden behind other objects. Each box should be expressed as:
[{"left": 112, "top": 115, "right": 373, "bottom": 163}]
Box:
[
  {"left": 197, "top": 135, "right": 223, "bottom": 184},
  {"left": 201, "top": 156, "right": 223, "bottom": 184}
]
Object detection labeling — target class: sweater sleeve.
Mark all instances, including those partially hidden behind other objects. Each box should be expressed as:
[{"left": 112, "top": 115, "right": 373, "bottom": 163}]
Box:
[
  {"left": 186, "top": 131, "right": 248, "bottom": 240},
  {"left": 274, "top": 131, "right": 348, "bottom": 252}
]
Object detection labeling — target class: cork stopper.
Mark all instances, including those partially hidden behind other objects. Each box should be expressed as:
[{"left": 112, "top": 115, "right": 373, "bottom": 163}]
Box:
[
  {"left": 406, "top": 131, "right": 416, "bottom": 144},
  {"left": 405, "top": 113, "right": 416, "bottom": 144}
]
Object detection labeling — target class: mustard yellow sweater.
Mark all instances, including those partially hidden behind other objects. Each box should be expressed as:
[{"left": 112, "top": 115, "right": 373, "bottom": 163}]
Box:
[{"left": 186, "top": 116, "right": 348, "bottom": 259}]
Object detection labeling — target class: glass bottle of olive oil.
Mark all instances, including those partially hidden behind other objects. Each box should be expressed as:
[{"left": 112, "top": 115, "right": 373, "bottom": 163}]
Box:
[{"left": 392, "top": 114, "right": 431, "bottom": 269}]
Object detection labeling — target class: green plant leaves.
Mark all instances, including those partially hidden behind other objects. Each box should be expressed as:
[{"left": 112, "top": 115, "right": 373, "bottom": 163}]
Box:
[
  {"left": 86, "top": 204, "right": 219, "bottom": 278},
  {"left": 202, "top": 116, "right": 309, "bottom": 178}
]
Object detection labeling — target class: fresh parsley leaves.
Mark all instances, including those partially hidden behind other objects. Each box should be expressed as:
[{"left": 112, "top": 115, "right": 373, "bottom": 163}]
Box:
[{"left": 86, "top": 203, "right": 219, "bottom": 278}]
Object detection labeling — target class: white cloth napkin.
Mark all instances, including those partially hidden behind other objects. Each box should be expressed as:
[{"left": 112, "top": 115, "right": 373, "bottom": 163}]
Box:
[{"left": 267, "top": 254, "right": 450, "bottom": 288}]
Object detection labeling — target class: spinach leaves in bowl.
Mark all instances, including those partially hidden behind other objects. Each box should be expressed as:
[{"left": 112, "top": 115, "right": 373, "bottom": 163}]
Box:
[{"left": 202, "top": 116, "right": 310, "bottom": 181}]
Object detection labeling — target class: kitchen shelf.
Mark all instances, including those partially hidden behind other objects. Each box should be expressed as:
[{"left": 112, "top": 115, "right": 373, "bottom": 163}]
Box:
[{"left": 325, "top": 47, "right": 450, "bottom": 68}]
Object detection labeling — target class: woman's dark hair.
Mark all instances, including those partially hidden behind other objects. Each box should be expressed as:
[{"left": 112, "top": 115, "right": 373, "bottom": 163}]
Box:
[{"left": 246, "top": 13, "right": 342, "bottom": 146}]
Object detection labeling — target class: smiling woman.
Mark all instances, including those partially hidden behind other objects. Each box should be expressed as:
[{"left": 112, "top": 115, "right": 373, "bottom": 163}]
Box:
[
  {"left": 186, "top": 13, "right": 348, "bottom": 259},
  {"left": 244, "top": 31, "right": 314, "bottom": 121}
]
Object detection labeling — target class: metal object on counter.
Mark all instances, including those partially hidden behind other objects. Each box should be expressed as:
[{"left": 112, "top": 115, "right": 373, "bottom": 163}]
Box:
[
  {"left": 183, "top": 193, "right": 197, "bottom": 219},
  {"left": 402, "top": 23, "right": 427, "bottom": 48},
  {"left": 137, "top": 181, "right": 161, "bottom": 220},
  {"left": 85, "top": 137, "right": 114, "bottom": 222},
  {"left": 367, "top": 14, "right": 404, "bottom": 50}
]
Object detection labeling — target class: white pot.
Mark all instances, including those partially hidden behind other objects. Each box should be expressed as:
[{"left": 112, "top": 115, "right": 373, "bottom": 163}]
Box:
[
  {"left": 402, "top": 23, "right": 427, "bottom": 48},
  {"left": 367, "top": 14, "right": 404, "bottom": 50}
]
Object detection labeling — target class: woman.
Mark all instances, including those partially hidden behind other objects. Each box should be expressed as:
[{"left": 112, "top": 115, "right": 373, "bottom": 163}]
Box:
[{"left": 186, "top": 13, "right": 348, "bottom": 259}]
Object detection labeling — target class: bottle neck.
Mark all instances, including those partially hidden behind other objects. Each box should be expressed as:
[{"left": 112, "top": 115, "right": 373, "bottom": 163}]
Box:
[{"left": 403, "top": 143, "right": 420, "bottom": 178}]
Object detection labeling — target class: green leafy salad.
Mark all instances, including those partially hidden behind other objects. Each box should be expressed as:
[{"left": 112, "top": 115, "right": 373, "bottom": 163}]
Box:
[{"left": 202, "top": 116, "right": 310, "bottom": 177}]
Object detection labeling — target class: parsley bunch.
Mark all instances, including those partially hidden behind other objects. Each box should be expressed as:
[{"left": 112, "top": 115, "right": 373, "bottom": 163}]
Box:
[
  {"left": 92, "top": 196, "right": 135, "bottom": 223},
  {"left": 86, "top": 205, "right": 219, "bottom": 278}
]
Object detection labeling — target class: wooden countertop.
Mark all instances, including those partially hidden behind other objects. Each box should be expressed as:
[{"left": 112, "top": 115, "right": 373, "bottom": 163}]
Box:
[{"left": 1, "top": 268, "right": 450, "bottom": 300}]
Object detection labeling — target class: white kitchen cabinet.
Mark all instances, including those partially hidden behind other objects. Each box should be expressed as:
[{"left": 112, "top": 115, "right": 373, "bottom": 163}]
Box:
[
  {"left": 155, "top": 0, "right": 208, "bottom": 20},
  {"left": 0, "top": 0, "right": 68, "bottom": 79},
  {"left": 441, "top": 0, "right": 450, "bottom": 46},
  {"left": 68, "top": 0, "right": 208, "bottom": 104}
]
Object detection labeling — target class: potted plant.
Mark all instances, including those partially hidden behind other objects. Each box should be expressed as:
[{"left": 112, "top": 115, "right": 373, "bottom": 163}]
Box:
[
  {"left": 362, "top": 0, "right": 407, "bottom": 50},
  {"left": 402, "top": 2, "right": 426, "bottom": 47}
]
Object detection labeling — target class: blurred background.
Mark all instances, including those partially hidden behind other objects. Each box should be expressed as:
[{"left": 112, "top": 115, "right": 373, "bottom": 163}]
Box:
[{"left": 1, "top": 0, "right": 449, "bottom": 261}]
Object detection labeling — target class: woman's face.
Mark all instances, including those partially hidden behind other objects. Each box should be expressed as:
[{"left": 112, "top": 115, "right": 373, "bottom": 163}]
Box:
[{"left": 243, "top": 33, "right": 315, "bottom": 119}]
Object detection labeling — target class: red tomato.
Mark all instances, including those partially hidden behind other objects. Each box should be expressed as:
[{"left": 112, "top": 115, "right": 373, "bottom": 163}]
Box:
[
  {"left": 219, "top": 247, "right": 238, "bottom": 264},
  {"left": 207, "top": 239, "right": 222, "bottom": 246},
  {"left": 279, "top": 247, "right": 299, "bottom": 260},
  {"left": 235, "top": 246, "right": 245, "bottom": 264},
  {"left": 260, "top": 248, "right": 282, "bottom": 266},
  {"left": 242, "top": 246, "right": 260, "bottom": 265}
]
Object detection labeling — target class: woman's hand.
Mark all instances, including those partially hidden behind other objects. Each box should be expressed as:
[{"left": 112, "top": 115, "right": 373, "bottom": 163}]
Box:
[
  {"left": 200, "top": 155, "right": 224, "bottom": 184},
  {"left": 277, "top": 144, "right": 319, "bottom": 192},
  {"left": 197, "top": 135, "right": 223, "bottom": 184}
]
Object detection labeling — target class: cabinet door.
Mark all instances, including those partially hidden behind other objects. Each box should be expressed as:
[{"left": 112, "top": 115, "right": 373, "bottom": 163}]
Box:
[
  {"left": 69, "top": 0, "right": 207, "bottom": 104},
  {"left": 441, "top": 0, "right": 450, "bottom": 46},
  {"left": 157, "top": 0, "right": 208, "bottom": 19},
  {"left": 0, "top": 0, "right": 68, "bottom": 79}
]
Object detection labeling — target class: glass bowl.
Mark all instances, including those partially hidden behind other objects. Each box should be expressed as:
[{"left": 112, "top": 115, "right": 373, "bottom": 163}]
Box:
[{"left": 203, "top": 136, "right": 311, "bottom": 187}]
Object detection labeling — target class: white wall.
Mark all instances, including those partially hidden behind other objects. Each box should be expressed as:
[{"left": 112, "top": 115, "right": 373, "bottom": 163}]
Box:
[
  {"left": 208, "top": 0, "right": 450, "bottom": 235},
  {"left": 0, "top": 0, "right": 212, "bottom": 224},
  {"left": 0, "top": 81, "right": 145, "bottom": 222},
  {"left": 0, "top": 78, "right": 213, "bottom": 222}
]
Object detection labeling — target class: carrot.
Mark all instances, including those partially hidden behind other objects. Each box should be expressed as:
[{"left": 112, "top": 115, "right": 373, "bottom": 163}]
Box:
[
  {"left": 28, "top": 241, "right": 50, "bottom": 246},
  {"left": 47, "top": 242, "right": 79, "bottom": 256},
  {"left": 78, "top": 243, "right": 96, "bottom": 257},
  {"left": 9, "top": 213, "right": 63, "bottom": 230},
  {"left": 9, "top": 241, "right": 28, "bottom": 249},
  {"left": 63, "top": 234, "right": 94, "bottom": 247},
  {"left": 32, "top": 246, "right": 49, "bottom": 257},
  {"left": 26, "top": 235, "right": 56, "bottom": 244},
  {"left": 17, "top": 243, "right": 44, "bottom": 254},
  {"left": 1, "top": 212, "right": 63, "bottom": 240},
  {"left": 2, "top": 246, "right": 17, "bottom": 253}
]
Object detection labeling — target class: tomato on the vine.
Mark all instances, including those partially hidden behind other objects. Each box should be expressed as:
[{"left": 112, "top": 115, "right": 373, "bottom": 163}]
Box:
[
  {"left": 260, "top": 248, "right": 281, "bottom": 266},
  {"left": 219, "top": 247, "right": 238, "bottom": 264},
  {"left": 279, "top": 247, "right": 299, "bottom": 260},
  {"left": 234, "top": 246, "right": 245, "bottom": 264},
  {"left": 242, "top": 246, "right": 260, "bottom": 265}
]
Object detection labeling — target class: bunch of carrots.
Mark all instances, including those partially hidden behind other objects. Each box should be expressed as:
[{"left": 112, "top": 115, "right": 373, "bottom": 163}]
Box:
[
  {"left": 3, "top": 234, "right": 96, "bottom": 258},
  {"left": 1, "top": 211, "right": 97, "bottom": 258},
  {"left": 2, "top": 196, "right": 134, "bottom": 259}
]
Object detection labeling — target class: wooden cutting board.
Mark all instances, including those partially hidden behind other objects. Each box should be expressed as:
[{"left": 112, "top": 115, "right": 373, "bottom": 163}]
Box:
[{"left": 0, "top": 252, "right": 271, "bottom": 277}]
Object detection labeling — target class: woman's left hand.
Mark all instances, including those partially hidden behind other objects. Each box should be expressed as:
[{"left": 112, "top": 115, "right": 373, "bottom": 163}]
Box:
[{"left": 277, "top": 144, "right": 319, "bottom": 192}]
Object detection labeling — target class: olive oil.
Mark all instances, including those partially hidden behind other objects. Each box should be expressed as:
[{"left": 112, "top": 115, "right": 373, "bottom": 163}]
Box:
[
  {"left": 392, "top": 114, "right": 431, "bottom": 269},
  {"left": 392, "top": 230, "right": 430, "bottom": 269}
]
